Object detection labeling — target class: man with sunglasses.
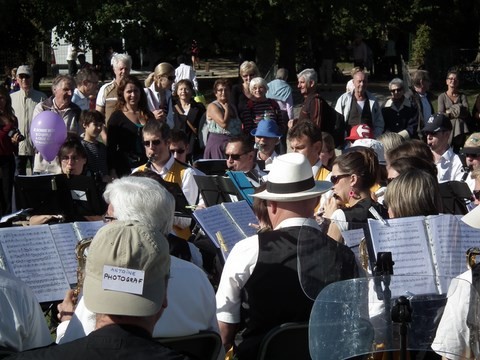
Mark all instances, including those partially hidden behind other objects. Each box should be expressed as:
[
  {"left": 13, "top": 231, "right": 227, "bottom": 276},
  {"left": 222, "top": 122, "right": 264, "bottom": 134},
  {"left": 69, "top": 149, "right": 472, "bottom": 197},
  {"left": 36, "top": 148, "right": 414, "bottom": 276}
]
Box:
[
  {"left": 133, "top": 120, "right": 199, "bottom": 240},
  {"left": 225, "top": 135, "right": 266, "bottom": 186},
  {"left": 459, "top": 133, "right": 480, "bottom": 191},
  {"left": 423, "top": 113, "right": 463, "bottom": 182},
  {"left": 10, "top": 65, "right": 47, "bottom": 175}
]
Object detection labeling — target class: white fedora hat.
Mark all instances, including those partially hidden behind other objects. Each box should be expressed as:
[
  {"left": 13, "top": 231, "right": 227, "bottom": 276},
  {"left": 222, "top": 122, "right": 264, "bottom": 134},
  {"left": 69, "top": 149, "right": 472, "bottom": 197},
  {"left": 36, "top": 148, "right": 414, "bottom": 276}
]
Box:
[
  {"left": 252, "top": 153, "right": 332, "bottom": 202},
  {"left": 462, "top": 205, "right": 480, "bottom": 229}
]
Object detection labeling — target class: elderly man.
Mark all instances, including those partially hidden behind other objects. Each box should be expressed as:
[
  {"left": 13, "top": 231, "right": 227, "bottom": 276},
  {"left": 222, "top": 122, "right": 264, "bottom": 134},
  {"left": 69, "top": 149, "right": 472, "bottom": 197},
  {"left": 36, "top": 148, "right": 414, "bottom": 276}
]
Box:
[
  {"left": 55, "top": 177, "right": 218, "bottom": 346},
  {"left": 335, "top": 68, "right": 384, "bottom": 138},
  {"left": 459, "top": 133, "right": 480, "bottom": 190},
  {"left": 10, "top": 221, "right": 186, "bottom": 359},
  {"left": 266, "top": 68, "right": 293, "bottom": 121},
  {"left": 10, "top": 65, "right": 47, "bottom": 175},
  {"left": 72, "top": 68, "right": 99, "bottom": 110},
  {"left": 216, "top": 153, "right": 357, "bottom": 359},
  {"left": 32, "top": 74, "right": 81, "bottom": 174},
  {"left": 95, "top": 53, "right": 131, "bottom": 124},
  {"left": 423, "top": 113, "right": 463, "bottom": 182},
  {"left": 410, "top": 69, "right": 435, "bottom": 138}
]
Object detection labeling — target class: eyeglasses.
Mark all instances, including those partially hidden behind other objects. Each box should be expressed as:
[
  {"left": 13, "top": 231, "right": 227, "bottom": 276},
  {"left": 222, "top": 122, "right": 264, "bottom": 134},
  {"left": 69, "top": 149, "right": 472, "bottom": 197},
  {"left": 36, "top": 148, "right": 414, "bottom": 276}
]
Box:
[
  {"left": 18, "top": 74, "right": 30, "bottom": 79},
  {"left": 447, "top": 77, "right": 458, "bottom": 81},
  {"left": 390, "top": 88, "right": 403, "bottom": 93},
  {"left": 102, "top": 214, "right": 117, "bottom": 223},
  {"left": 465, "top": 153, "right": 480, "bottom": 158},
  {"left": 143, "top": 139, "right": 162, "bottom": 147},
  {"left": 473, "top": 190, "right": 480, "bottom": 201},
  {"left": 167, "top": 76, "right": 175, "bottom": 81},
  {"left": 226, "top": 152, "right": 247, "bottom": 161},
  {"left": 330, "top": 174, "right": 351, "bottom": 184},
  {"left": 170, "top": 148, "right": 186, "bottom": 154},
  {"left": 61, "top": 155, "right": 81, "bottom": 163},
  {"left": 241, "top": 73, "right": 255, "bottom": 78}
]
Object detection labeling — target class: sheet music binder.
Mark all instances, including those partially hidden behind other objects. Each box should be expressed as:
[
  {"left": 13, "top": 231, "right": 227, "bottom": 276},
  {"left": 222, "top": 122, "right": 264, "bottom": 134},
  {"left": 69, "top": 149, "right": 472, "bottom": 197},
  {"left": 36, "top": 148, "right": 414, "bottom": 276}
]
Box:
[{"left": 226, "top": 170, "right": 254, "bottom": 207}]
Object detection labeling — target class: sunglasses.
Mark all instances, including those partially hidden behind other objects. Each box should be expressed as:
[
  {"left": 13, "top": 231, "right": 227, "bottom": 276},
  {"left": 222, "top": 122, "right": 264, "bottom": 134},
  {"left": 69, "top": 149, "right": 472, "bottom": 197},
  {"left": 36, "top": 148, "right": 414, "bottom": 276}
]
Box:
[
  {"left": 18, "top": 74, "right": 31, "bottom": 79},
  {"left": 330, "top": 174, "right": 350, "bottom": 184},
  {"left": 465, "top": 153, "right": 480, "bottom": 158},
  {"left": 226, "top": 152, "right": 247, "bottom": 161},
  {"left": 143, "top": 139, "right": 162, "bottom": 147},
  {"left": 390, "top": 88, "right": 403, "bottom": 93},
  {"left": 473, "top": 190, "right": 480, "bottom": 201},
  {"left": 167, "top": 76, "right": 175, "bottom": 81},
  {"left": 170, "top": 148, "right": 185, "bottom": 154}
]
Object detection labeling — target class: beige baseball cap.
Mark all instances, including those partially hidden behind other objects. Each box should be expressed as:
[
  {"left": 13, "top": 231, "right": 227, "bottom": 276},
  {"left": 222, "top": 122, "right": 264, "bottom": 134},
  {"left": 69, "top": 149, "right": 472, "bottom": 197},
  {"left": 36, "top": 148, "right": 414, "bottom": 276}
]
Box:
[{"left": 83, "top": 221, "right": 170, "bottom": 316}]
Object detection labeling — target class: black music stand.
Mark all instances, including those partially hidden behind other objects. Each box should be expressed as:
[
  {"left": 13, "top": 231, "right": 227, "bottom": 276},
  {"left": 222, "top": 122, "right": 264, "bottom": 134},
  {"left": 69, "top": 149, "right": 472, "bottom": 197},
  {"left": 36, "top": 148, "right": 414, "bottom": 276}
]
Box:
[
  {"left": 438, "top": 180, "right": 472, "bottom": 215},
  {"left": 194, "top": 175, "right": 245, "bottom": 207},
  {"left": 193, "top": 159, "right": 228, "bottom": 176},
  {"left": 64, "top": 175, "right": 107, "bottom": 219},
  {"left": 160, "top": 180, "right": 192, "bottom": 218}
]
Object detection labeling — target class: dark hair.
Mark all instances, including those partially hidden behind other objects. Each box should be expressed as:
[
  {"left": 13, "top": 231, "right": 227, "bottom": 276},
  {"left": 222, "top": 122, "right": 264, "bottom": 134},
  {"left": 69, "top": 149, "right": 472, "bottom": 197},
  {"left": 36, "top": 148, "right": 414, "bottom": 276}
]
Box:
[
  {"left": 226, "top": 135, "right": 254, "bottom": 154},
  {"left": 80, "top": 110, "right": 105, "bottom": 127},
  {"left": 58, "top": 132, "right": 87, "bottom": 160},
  {"left": 143, "top": 119, "right": 171, "bottom": 141},
  {"left": 333, "top": 147, "right": 378, "bottom": 190},
  {"left": 174, "top": 79, "right": 194, "bottom": 97},
  {"left": 0, "top": 87, "right": 15, "bottom": 121},
  {"left": 170, "top": 129, "right": 188, "bottom": 145},
  {"left": 213, "top": 79, "right": 231, "bottom": 92},
  {"left": 386, "top": 139, "right": 434, "bottom": 164},
  {"left": 116, "top": 75, "right": 151, "bottom": 118},
  {"left": 389, "top": 156, "right": 438, "bottom": 179},
  {"left": 287, "top": 120, "right": 322, "bottom": 144}
]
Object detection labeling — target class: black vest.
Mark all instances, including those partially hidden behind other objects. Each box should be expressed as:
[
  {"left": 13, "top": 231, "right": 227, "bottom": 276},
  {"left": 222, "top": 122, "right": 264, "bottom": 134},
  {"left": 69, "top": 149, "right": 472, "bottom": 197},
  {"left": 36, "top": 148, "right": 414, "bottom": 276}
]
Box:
[
  {"left": 237, "top": 226, "right": 357, "bottom": 359},
  {"left": 348, "top": 95, "right": 373, "bottom": 129}
]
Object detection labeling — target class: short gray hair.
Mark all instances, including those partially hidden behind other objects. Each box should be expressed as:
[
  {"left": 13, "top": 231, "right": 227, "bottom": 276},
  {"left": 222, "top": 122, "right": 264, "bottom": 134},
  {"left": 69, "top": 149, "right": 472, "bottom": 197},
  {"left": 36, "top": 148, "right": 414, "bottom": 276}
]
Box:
[
  {"left": 111, "top": 53, "right": 132, "bottom": 71},
  {"left": 103, "top": 177, "right": 174, "bottom": 235},
  {"left": 276, "top": 68, "right": 288, "bottom": 81},
  {"left": 297, "top": 68, "right": 317, "bottom": 85},
  {"left": 51, "top": 74, "right": 76, "bottom": 92},
  {"left": 249, "top": 77, "right": 268, "bottom": 93},
  {"left": 389, "top": 77, "right": 404, "bottom": 90}
]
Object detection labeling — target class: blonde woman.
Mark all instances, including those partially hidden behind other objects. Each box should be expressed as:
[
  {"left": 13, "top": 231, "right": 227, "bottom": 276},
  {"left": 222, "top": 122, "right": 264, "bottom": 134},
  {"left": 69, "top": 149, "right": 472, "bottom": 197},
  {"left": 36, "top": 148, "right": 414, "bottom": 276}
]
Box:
[
  {"left": 144, "top": 62, "right": 176, "bottom": 128},
  {"left": 231, "top": 61, "right": 260, "bottom": 115}
]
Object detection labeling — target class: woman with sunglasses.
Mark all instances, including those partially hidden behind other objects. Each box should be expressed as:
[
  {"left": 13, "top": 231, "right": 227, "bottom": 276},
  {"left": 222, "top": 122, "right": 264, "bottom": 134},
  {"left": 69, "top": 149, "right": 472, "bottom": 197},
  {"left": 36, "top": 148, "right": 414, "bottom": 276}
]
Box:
[
  {"left": 172, "top": 79, "right": 205, "bottom": 161},
  {"left": 438, "top": 70, "right": 471, "bottom": 153},
  {"left": 144, "top": 62, "right": 176, "bottom": 128},
  {"left": 204, "top": 79, "right": 242, "bottom": 159},
  {"left": 107, "top": 75, "right": 153, "bottom": 179},
  {"left": 323, "top": 147, "right": 386, "bottom": 242}
]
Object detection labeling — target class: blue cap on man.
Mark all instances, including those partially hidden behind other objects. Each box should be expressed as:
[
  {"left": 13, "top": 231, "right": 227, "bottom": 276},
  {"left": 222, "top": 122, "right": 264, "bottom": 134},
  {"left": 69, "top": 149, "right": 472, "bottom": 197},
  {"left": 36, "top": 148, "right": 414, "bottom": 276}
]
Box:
[{"left": 250, "top": 119, "right": 281, "bottom": 138}]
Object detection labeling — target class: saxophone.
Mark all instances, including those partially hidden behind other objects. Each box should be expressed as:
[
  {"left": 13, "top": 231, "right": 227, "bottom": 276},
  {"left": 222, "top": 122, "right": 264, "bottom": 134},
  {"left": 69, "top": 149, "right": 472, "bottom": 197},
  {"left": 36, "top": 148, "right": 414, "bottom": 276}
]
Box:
[{"left": 73, "top": 237, "right": 93, "bottom": 302}]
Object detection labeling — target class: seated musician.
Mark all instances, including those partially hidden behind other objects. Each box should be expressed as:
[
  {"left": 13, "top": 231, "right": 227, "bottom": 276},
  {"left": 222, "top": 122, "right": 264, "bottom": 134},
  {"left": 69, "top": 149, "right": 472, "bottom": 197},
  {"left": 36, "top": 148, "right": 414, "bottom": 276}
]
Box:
[
  {"left": 216, "top": 153, "right": 357, "bottom": 359},
  {"left": 133, "top": 120, "right": 199, "bottom": 240},
  {"left": 250, "top": 118, "right": 281, "bottom": 170},
  {"left": 225, "top": 135, "right": 266, "bottom": 187}
]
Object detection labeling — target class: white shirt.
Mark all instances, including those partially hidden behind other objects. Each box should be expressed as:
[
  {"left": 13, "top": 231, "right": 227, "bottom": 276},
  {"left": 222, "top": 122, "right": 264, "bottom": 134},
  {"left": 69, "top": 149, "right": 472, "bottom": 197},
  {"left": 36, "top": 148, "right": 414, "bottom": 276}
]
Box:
[
  {"left": 436, "top": 147, "right": 464, "bottom": 182},
  {"left": 216, "top": 217, "right": 319, "bottom": 324},
  {"left": 144, "top": 82, "right": 174, "bottom": 129},
  {"left": 432, "top": 270, "right": 474, "bottom": 360},
  {"left": 173, "top": 63, "right": 198, "bottom": 91},
  {"left": 57, "top": 256, "right": 219, "bottom": 342},
  {"left": 0, "top": 269, "right": 52, "bottom": 351}
]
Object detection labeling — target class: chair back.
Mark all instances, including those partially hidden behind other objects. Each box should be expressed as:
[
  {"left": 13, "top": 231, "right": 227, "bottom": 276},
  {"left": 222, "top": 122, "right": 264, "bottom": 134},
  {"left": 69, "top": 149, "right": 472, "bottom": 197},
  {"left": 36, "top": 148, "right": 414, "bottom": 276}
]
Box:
[
  {"left": 156, "top": 330, "right": 222, "bottom": 360},
  {"left": 257, "top": 322, "right": 310, "bottom": 360}
]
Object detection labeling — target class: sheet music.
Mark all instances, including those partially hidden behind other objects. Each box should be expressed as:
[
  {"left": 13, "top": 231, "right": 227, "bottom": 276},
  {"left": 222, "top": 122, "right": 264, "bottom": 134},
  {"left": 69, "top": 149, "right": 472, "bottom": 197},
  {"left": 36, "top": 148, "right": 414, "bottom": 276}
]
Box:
[
  {"left": 368, "top": 217, "right": 438, "bottom": 295},
  {"left": 341, "top": 228, "right": 365, "bottom": 265},
  {"left": 73, "top": 220, "right": 104, "bottom": 240},
  {"left": 49, "top": 223, "right": 79, "bottom": 284},
  {"left": 193, "top": 201, "right": 258, "bottom": 260},
  {"left": 0, "top": 225, "right": 70, "bottom": 302}
]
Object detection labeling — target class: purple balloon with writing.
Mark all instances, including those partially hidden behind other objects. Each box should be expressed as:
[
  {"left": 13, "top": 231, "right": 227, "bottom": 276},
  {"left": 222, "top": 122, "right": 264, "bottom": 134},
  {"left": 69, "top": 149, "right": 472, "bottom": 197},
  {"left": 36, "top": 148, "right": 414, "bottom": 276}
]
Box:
[{"left": 31, "top": 111, "right": 67, "bottom": 162}]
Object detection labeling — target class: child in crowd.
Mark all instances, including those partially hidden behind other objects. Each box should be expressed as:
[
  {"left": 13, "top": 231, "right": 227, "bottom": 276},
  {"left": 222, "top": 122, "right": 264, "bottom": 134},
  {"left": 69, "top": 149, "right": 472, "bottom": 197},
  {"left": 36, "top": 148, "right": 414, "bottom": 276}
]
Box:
[{"left": 80, "top": 110, "right": 110, "bottom": 183}]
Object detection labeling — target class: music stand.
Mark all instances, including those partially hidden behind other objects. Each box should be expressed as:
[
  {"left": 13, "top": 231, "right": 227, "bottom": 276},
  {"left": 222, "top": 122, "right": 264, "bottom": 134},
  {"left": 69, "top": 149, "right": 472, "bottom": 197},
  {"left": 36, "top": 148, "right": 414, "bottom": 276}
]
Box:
[
  {"left": 160, "top": 180, "right": 192, "bottom": 218},
  {"left": 64, "top": 175, "right": 107, "bottom": 219},
  {"left": 438, "top": 180, "right": 472, "bottom": 215},
  {"left": 15, "top": 174, "right": 72, "bottom": 217},
  {"left": 193, "top": 159, "right": 228, "bottom": 176},
  {"left": 194, "top": 175, "right": 244, "bottom": 207}
]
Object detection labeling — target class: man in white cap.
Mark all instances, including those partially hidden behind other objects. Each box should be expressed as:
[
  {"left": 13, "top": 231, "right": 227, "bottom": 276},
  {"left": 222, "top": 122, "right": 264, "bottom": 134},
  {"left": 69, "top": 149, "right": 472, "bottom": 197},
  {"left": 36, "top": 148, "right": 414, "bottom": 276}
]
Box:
[
  {"left": 10, "top": 65, "right": 47, "bottom": 175},
  {"left": 216, "top": 153, "right": 357, "bottom": 359},
  {"left": 9, "top": 221, "right": 185, "bottom": 359}
]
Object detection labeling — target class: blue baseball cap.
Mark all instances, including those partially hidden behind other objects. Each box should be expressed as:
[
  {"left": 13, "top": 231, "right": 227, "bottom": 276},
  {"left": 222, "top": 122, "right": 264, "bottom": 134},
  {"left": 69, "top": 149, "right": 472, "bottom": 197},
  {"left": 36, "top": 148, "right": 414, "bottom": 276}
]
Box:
[{"left": 251, "top": 119, "right": 281, "bottom": 138}]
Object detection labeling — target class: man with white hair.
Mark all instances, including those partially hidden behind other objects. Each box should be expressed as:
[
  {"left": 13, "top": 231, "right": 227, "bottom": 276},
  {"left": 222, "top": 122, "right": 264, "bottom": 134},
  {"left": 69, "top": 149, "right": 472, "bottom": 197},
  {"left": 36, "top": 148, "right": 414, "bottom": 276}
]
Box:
[
  {"left": 216, "top": 153, "right": 357, "bottom": 359},
  {"left": 55, "top": 177, "right": 218, "bottom": 346},
  {"left": 95, "top": 53, "right": 132, "bottom": 124}
]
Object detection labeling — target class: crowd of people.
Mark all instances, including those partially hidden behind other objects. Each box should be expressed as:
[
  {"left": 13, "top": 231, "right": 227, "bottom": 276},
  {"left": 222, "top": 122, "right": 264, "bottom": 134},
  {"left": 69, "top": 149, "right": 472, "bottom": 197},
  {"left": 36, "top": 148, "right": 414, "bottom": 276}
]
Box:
[{"left": 1, "top": 52, "right": 480, "bottom": 360}]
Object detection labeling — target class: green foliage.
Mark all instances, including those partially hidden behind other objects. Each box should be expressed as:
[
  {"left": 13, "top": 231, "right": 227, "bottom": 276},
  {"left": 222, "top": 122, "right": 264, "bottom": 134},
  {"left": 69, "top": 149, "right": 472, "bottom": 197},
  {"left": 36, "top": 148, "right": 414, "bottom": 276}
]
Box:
[{"left": 411, "top": 24, "right": 431, "bottom": 66}]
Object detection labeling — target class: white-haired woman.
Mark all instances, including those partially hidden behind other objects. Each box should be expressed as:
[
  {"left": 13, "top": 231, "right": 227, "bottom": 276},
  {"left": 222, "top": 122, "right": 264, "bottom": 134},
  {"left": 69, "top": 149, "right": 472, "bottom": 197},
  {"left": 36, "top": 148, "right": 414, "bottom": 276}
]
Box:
[{"left": 239, "top": 77, "right": 285, "bottom": 136}]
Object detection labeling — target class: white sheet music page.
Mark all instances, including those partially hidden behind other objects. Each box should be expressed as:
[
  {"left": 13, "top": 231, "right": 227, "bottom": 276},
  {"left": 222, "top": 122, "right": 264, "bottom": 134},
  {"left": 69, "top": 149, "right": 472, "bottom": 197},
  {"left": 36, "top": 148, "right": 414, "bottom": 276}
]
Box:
[
  {"left": 49, "top": 223, "right": 79, "bottom": 285},
  {"left": 0, "top": 225, "right": 70, "bottom": 302}
]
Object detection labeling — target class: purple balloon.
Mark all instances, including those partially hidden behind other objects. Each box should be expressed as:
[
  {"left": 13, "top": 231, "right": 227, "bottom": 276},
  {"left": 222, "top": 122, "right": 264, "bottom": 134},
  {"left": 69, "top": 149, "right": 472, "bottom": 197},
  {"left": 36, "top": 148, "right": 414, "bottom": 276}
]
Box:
[{"left": 30, "top": 111, "right": 67, "bottom": 162}]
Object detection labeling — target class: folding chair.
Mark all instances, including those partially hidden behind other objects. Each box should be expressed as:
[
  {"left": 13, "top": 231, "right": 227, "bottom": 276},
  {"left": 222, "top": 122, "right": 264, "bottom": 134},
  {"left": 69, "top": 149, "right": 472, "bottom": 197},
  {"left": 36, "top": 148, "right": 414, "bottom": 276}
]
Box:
[
  {"left": 257, "top": 322, "right": 310, "bottom": 360},
  {"left": 156, "top": 330, "right": 222, "bottom": 360}
]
